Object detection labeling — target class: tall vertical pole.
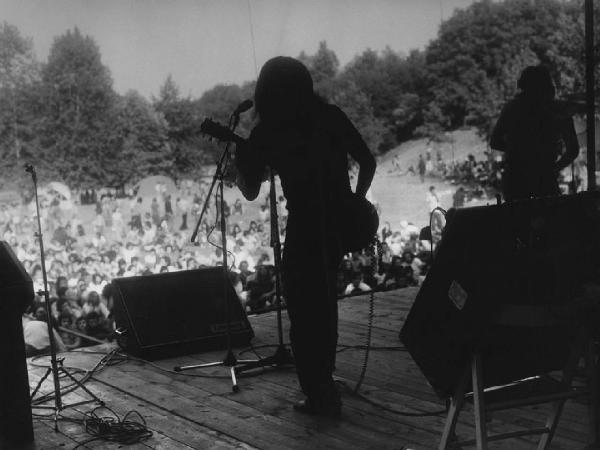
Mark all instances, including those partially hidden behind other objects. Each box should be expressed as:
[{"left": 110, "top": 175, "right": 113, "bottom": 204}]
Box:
[{"left": 585, "top": 0, "right": 596, "bottom": 191}]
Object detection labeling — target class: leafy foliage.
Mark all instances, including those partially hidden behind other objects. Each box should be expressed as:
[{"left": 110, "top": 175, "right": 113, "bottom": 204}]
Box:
[
  {"left": 0, "top": 22, "right": 41, "bottom": 186},
  {"left": 1, "top": 0, "right": 598, "bottom": 188},
  {"left": 420, "top": 0, "right": 599, "bottom": 138},
  {"left": 39, "top": 28, "right": 117, "bottom": 185}
]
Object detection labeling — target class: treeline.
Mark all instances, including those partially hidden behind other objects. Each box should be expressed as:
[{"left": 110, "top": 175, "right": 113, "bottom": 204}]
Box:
[{"left": 0, "top": 0, "right": 598, "bottom": 188}]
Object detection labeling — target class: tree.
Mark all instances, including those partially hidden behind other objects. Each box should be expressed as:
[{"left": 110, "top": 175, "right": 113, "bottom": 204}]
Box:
[
  {"left": 332, "top": 77, "right": 386, "bottom": 155},
  {"left": 341, "top": 47, "right": 429, "bottom": 146},
  {"left": 392, "top": 50, "right": 429, "bottom": 141},
  {"left": 420, "top": 0, "right": 598, "bottom": 138},
  {"left": 0, "top": 22, "right": 40, "bottom": 181},
  {"left": 156, "top": 74, "right": 180, "bottom": 105},
  {"left": 40, "top": 27, "right": 116, "bottom": 185},
  {"left": 193, "top": 82, "right": 255, "bottom": 165},
  {"left": 299, "top": 41, "right": 340, "bottom": 99},
  {"left": 108, "top": 90, "right": 172, "bottom": 186},
  {"left": 297, "top": 42, "right": 385, "bottom": 152},
  {"left": 154, "top": 75, "right": 207, "bottom": 177}
]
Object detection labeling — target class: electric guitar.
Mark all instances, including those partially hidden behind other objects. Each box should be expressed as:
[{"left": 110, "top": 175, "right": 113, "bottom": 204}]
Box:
[{"left": 199, "top": 118, "right": 379, "bottom": 252}]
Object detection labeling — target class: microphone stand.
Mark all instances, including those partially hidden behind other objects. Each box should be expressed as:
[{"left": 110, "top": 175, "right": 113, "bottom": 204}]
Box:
[
  {"left": 235, "top": 169, "right": 294, "bottom": 375},
  {"left": 27, "top": 164, "right": 103, "bottom": 430},
  {"left": 173, "top": 111, "right": 257, "bottom": 393}
]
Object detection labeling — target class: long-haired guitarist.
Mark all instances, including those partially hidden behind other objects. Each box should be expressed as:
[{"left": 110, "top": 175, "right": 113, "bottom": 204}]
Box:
[{"left": 235, "top": 56, "right": 376, "bottom": 416}]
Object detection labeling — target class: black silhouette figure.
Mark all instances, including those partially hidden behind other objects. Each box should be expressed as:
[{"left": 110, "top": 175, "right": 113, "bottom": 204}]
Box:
[
  {"left": 490, "top": 65, "right": 579, "bottom": 201},
  {"left": 235, "top": 56, "right": 376, "bottom": 416}
]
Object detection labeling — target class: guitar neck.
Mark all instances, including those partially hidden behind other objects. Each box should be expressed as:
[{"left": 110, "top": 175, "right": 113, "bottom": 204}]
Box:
[{"left": 200, "top": 118, "right": 254, "bottom": 147}]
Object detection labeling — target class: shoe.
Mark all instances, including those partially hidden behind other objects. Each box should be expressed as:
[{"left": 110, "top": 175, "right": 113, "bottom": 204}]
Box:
[{"left": 293, "top": 397, "right": 341, "bottom": 418}]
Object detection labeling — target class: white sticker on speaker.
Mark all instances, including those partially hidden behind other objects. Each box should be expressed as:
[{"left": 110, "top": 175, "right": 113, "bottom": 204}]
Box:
[{"left": 448, "top": 280, "right": 468, "bottom": 310}]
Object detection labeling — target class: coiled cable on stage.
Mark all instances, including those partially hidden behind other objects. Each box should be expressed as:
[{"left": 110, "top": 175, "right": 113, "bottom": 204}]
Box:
[
  {"left": 353, "top": 237, "right": 381, "bottom": 394},
  {"left": 72, "top": 406, "right": 153, "bottom": 448},
  {"left": 339, "top": 238, "right": 447, "bottom": 416}
]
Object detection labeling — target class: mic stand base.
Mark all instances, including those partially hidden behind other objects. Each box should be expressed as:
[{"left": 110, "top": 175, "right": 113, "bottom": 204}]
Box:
[
  {"left": 173, "top": 349, "right": 258, "bottom": 393},
  {"left": 30, "top": 358, "right": 104, "bottom": 431},
  {"left": 234, "top": 343, "right": 294, "bottom": 376}
]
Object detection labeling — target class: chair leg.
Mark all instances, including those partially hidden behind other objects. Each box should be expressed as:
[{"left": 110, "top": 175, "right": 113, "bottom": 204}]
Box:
[
  {"left": 586, "top": 339, "right": 599, "bottom": 447},
  {"left": 539, "top": 331, "right": 588, "bottom": 450},
  {"left": 471, "top": 353, "right": 488, "bottom": 450},
  {"left": 439, "top": 367, "right": 469, "bottom": 450}
]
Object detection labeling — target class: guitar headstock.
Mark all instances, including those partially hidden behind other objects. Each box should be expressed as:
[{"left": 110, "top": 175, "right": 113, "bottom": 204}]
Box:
[{"left": 200, "top": 118, "right": 236, "bottom": 143}]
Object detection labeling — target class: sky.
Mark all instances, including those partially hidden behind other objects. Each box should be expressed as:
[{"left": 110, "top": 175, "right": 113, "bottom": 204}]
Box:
[{"left": 1, "top": 0, "right": 475, "bottom": 98}]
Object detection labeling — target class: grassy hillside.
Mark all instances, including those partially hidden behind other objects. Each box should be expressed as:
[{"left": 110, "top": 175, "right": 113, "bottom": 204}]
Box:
[{"left": 369, "top": 128, "right": 489, "bottom": 228}]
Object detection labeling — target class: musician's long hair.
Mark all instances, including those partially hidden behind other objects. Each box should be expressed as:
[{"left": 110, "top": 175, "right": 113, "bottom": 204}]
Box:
[
  {"left": 254, "top": 56, "right": 317, "bottom": 127},
  {"left": 517, "top": 65, "right": 556, "bottom": 103}
]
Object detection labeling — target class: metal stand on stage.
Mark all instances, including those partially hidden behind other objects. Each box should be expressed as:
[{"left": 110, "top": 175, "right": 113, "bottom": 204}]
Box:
[
  {"left": 234, "top": 168, "right": 294, "bottom": 375},
  {"left": 26, "top": 164, "right": 103, "bottom": 430},
  {"left": 173, "top": 105, "right": 258, "bottom": 392}
]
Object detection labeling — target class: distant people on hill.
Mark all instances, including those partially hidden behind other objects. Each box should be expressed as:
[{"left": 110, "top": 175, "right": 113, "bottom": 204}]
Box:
[
  {"left": 452, "top": 186, "right": 466, "bottom": 208},
  {"left": 425, "top": 150, "right": 434, "bottom": 175},
  {"left": 232, "top": 198, "right": 243, "bottom": 215},
  {"left": 418, "top": 154, "right": 426, "bottom": 182},
  {"left": 490, "top": 65, "right": 579, "bottom": 201},
  {"left": 390, "top": 154, "right": 401, "bottom": 173},
  {"left": 426, "top": 186, "right": 440, "bottom": 212}
]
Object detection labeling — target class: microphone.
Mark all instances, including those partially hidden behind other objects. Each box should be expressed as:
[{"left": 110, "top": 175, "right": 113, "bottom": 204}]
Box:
[{"left": 233, "top": 99, "right": 253, "bottom": 115}]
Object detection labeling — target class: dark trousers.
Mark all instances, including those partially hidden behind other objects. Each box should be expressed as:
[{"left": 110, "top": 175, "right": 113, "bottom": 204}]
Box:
[
  {"left": 282, "top": 208, "right": 342, "bottom": 401},
  {"left": 283, "top": 267, "right": 339, "bottom": 400}
]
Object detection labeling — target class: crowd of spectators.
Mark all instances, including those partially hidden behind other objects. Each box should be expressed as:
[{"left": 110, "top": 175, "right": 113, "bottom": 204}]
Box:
[{"left": 2, "top": 177, "right": 433, "bottom": 355}]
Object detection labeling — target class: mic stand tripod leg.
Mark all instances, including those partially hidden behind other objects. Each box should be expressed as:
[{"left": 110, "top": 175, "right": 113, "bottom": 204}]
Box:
[{"left": 174, "top": 349, "right": 257, "bottom": 392}]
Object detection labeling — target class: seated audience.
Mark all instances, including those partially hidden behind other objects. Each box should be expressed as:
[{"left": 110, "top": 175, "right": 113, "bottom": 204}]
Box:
[
  {"left": 57, "top": 313, "right": 81, "bottom": 350},
  {"left": 383, "top": 255, "right": 416, "bottom": 290},
  {"left": 245, "top": 264, "right": 276, "bottom": 312},
  {"left": 22, "top": 313, "right": 66, "bottom": 357},
  {"left": 85, "top": 311, "right": 111, "bottom": 341},
  {"left": 82, "top": 291, "right": 110, "bottom": 319},
  {"left": 344, "top": 271, "right": 372, "bottom": 296}
]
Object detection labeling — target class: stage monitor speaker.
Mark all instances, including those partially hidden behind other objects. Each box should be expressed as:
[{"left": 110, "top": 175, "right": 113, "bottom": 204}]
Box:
[
  {"left": 400, "top": 192, "right": 600, "bottom": 398},
  {"left": 112, "top": 267, "right": 254, "bottom": 360}
]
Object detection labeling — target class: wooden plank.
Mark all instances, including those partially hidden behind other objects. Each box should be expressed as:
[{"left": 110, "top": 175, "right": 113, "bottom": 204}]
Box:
[
  {"left": 23, "top": 288, "right": 592, "bottom": 450},
  {"left": 27, "top": 368, "right": 250, "bottom": 450},
  {"left": 92, "top": 364, "right": 396, "bottom": 450}
]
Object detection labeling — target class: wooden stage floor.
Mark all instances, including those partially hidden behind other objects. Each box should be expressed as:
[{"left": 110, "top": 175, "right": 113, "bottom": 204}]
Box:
[{"left": 25, "top": 288, "right": 590, "bottom": 450}]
